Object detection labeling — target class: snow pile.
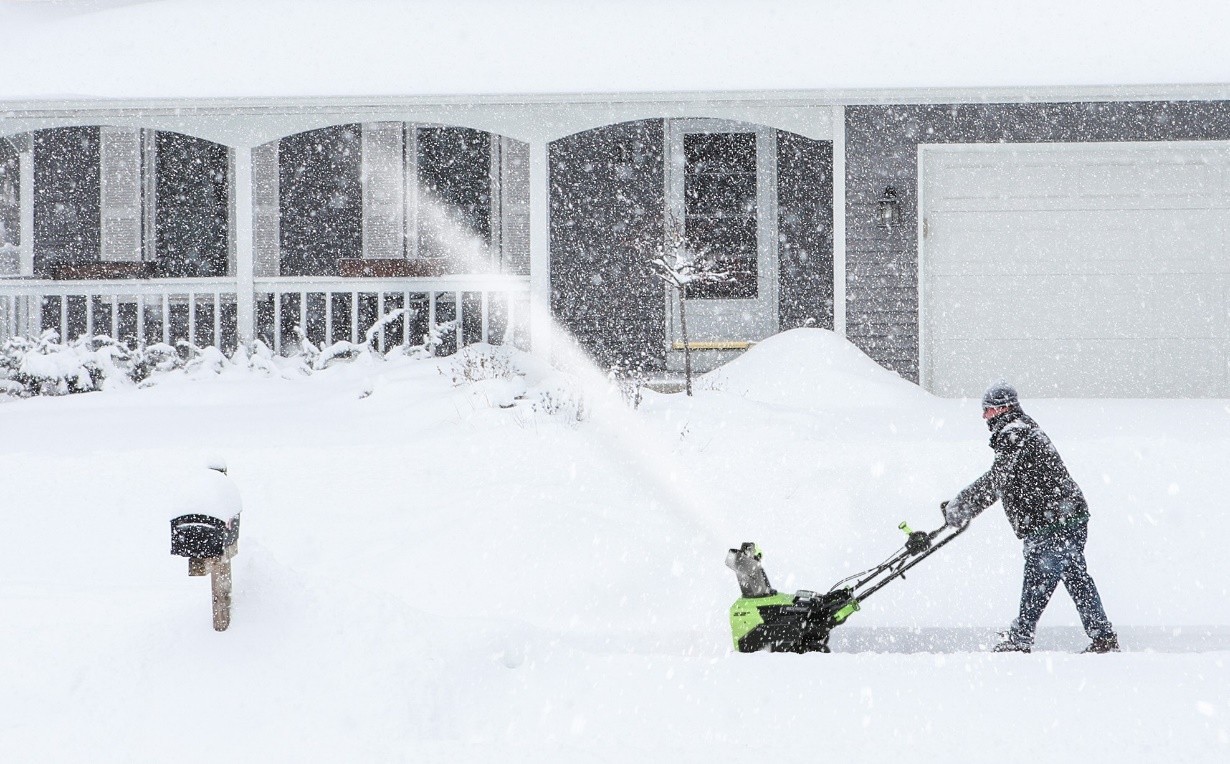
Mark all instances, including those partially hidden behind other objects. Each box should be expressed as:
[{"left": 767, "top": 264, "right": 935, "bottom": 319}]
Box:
[
  {"left": 699, "top": 328, "right": 933, "bottom": 410},
  {"left": 1, "top": 330, "right": 1228, "bottom": 761}
]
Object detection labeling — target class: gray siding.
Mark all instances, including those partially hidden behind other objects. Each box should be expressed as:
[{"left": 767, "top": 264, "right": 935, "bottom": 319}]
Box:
[
  {"left": 777, "top": 131, "right": 833, "bottom": 330},
  {"left": 846, "top": 100, "right": 1230, "bottom": 382},
  {"left": 551, "top": 119, "right": 666, "bottom": 373}
]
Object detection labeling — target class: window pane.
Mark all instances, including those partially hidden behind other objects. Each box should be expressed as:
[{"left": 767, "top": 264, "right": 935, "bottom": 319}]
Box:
[
  {"left": 0, "top": 140, "right": 18, "bottom": 256},
  {"left": 684, "top": 131, "right": 757, "bottom": 300},
  {"left": 279, "top": 125, "right": 362, "bottom": 277},
  {"left": 684, "top": 133, "right": 755, "bottom": 174},
  {"left": 33, "top": 127, "right": 101, "bottom": 276},
  {"left": 155, "top": 132, "right": 229, "bottom": 277},
  {"left": 416, "top": 127, "right": 491, "bottom": 261},
  {"left": 684, "top": 173, "right": 757, "bottom": 216}
]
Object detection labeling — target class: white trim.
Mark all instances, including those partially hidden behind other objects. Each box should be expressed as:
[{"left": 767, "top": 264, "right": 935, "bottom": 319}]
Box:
[
  {"left": 832, "top": 104, "right": 846, "bottom": 336},
  {"left": 18, "top": 134, "right": 33, "bottom": 277},
  {"left": 3, "top": 81, "right": 1230, "bottom": 146},
  {"left": 527, "top": 140, "right": 550, "bottom": 357},
  {"left": 916, "top": 146, "right": 929, "bottom": 391},
  {"left": 0, "top": 96, "right": 840, "bottom": 147},
  {"left": 232, "top": 146, "right": 255, "bottom": 344}
]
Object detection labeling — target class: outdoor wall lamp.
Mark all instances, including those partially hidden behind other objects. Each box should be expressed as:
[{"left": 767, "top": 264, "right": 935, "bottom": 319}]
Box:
[{"left": 878, "top": 186, "right": 902, "bottom": 231}]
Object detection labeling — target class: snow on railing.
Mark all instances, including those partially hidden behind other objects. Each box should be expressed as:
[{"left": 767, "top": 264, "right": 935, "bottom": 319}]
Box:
[
  {"left": 0, "top": 277, "right": 239, "bottom": 350},
  {"left": 0, "top": 275, "right": 531, "bottom": 355}
]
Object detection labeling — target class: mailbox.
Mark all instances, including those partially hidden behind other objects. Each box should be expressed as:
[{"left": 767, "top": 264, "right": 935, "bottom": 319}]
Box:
[
  {"left": 171, "top": 513, "right": 240, "bottom": 561},
  {"left": 171, "top": 512, "right": 241, "bottom": 631}
]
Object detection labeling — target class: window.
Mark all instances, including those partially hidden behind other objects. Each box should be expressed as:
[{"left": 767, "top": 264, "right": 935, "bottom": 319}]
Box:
[
  {"left": 279, "top": 125, "right": 363, "bottom": 277},
  {"left": 682, "top": 132, "right": 758, "bottom": 299},
  {"left": 33, "top": 127, "right": 101, "bottom": 275},
  {"left": 155, "top": 132, "right": 230, "bottom": 277}
]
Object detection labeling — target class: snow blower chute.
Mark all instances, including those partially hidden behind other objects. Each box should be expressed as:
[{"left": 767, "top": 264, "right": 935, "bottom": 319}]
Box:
[{"left": 726, "top": 511, "right": 967, "bottom": 653}]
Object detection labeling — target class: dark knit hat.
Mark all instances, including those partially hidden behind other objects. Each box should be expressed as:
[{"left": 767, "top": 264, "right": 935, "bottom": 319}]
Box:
[{"left": 981, "top": 381, "right": 1019, "bottom": 410}]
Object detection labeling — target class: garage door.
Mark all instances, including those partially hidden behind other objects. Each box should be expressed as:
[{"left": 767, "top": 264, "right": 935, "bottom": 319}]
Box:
[{"left": 921, "top": 142, "right": 1230, "bottom": 398}]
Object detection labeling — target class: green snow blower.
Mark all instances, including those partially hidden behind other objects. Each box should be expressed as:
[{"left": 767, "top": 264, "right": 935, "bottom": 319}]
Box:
[{"left": 726, "top": 512, "right": 968, "bottom": 653}]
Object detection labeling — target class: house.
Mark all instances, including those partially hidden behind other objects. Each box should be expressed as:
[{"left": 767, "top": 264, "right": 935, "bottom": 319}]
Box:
[{"left": 2, "top": 1, "right": 1228, "bottom": 398}]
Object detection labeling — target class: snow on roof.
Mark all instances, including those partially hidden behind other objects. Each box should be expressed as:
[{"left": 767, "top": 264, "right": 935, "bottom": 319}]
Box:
[{"left": 3, "top": 0, "right": 1230, "bottom": 103}]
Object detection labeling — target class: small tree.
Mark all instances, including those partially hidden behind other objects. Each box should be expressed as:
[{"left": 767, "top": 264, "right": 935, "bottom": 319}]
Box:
[{"left": 643, "top": 215, "right": 726, "bottom": 396}]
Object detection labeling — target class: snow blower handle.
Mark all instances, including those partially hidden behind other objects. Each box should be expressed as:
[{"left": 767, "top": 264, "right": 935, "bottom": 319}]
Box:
[{"left": 899, "top": 521, "right": 935, "bottom": 555}]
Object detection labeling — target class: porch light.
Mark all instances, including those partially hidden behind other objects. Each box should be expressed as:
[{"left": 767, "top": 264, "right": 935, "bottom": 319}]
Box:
[{"left": 878, "top": 186, "right": 901, "bottom": 230}]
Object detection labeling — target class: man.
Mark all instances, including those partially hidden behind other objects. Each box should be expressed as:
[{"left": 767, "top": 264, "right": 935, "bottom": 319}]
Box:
[{"left": 944, "top": 382, "right": 1119, "bottom": 654}]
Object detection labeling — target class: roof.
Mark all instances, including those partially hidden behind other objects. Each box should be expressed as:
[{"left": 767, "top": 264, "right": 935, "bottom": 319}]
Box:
[{"left": 3, "top": 0, "right": 1230, "bottom": 103}]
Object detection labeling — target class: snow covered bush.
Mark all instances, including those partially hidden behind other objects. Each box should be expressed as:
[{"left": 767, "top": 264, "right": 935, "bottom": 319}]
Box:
[
  {"left": 0, "top": 330, "right": 199, "bottom": 397},
  {"left": 0, "top": 330, "right": 107, "bottom": 396},
  {"left": 447, "top": 343, "right": 519, "bottom": 386},
  {"left": 608, "top": 364, "right": 647, "bottom": 410}
]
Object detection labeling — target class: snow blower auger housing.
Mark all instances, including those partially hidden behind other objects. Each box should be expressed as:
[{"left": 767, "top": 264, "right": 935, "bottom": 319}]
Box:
[{"left": 726, "top": 516, "right": 967, "bottom": 653}]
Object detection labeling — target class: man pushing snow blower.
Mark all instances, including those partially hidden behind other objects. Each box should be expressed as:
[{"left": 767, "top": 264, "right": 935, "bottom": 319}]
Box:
[
  {"left": 725, "top": 381, "right": 1119, "bottom": 655},
  {"left": 942, "top": 382, "right": 1119, "bottom": 654}
]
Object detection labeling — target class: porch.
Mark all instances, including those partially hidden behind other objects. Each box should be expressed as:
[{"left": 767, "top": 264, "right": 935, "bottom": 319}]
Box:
[{"left": 0, "top": 96, "right": 838, "bottom": 365}]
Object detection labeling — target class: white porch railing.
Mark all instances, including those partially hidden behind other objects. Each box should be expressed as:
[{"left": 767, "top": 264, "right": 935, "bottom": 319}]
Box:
[
  {"left": 0, "top": 275, "right": 531, "bottom": 355},
  {"left": 253, "top": 275, "right": 531, "bottom": 354}
]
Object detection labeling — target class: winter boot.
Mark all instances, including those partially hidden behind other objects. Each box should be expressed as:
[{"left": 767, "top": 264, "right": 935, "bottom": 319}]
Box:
[
  {"left": 992, "top": 639, "right": 1032, "bottom": 653},
  {"left": 1081, "top": 634, "right": 1120, "bottom": 654}
]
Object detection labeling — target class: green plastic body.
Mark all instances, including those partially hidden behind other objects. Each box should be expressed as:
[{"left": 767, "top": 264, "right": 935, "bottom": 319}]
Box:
[{"left": 729, "top": 593, "right": 794, "bottom": 649}]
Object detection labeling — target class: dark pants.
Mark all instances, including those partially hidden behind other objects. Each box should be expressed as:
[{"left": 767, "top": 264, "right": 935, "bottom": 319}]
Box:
[{"left": 1007, "top": 521, "right": 1113, "bottom": 647}]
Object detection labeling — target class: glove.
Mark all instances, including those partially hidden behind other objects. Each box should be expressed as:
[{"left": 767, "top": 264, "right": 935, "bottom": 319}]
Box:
[{"left": 942, "top": 499, "right": 972, "bottom": 530}]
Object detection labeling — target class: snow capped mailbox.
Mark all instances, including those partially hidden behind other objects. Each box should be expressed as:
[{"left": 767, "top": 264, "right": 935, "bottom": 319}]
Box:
[
  {"left": 171, "top": 514, "right": 240, "bottom": 561},
  {"left": 170, "top": 459, "right": 242, "bottom": 631},
  {"left": 171, "top": 513, "right": 240, "bottom": 631}
]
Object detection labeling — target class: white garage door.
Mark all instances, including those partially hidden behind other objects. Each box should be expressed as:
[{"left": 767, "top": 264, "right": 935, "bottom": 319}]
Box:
[{"left": 921, "top": 142, "right": 1230, "bottom": 398}]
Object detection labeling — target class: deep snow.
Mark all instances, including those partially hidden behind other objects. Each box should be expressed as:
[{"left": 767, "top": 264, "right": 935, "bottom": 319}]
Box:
[{"left": 1, "top": 329, "right": 1228, "bottom": 761}]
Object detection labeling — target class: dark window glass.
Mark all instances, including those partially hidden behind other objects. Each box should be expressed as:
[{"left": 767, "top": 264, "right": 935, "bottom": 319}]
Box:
[
  {"left": 0, "top": 139, "right": 18, "bottom": 254},
  {"left": 417, "top": 127, "right": 491, "bottom": 260},
  {"left": 279, "top": 125, "right": 362, "bottom": 277},
  {"left": 33, "top": 127, "right": 101, "bottom": 276},
  {"left": 155, "top": 132, "right": 230, "bottom": 277},
  {"left": 683, "top": 132, "right": 757, "bottom": 299}
]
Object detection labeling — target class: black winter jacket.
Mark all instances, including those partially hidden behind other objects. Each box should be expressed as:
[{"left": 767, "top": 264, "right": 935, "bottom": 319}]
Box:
[{"left": 948, "top": 409, "right": 1089, "bottom": 539}]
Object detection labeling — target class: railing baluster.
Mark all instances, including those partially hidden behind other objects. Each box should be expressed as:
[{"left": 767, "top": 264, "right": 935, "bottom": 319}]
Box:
[
  {"left": 188, "top": 292, "right": 197, "bottom": 347},
  {"left": 85, "top": 295, "right": 94, "bottom": 338},
  {"left": 59, "top": 295, "right": 68, "bottom": 341},
  {"left": 273, "top": 291, "right": 282, "bottom": 355},
  {"left": 213, "top": 292, "right": 221, "bottom": 349},
  {"left": 455, "top": 291, "right": 463, "bottom": 350},
  {"left": 377, "top": 292, "right": 386, "bottom": 352},
  {"left": 505, "top": 291, "right": 516, "bottom": 346},
  {"left": 402, "top": 291, "right": 411, "bottom": 346},
  {"left": 299, "top": 291, "right": 308, "bottom": 343},
  {"left": 111, "top": 294, "right": 119, "bottom": 339},
  {"left": 162, "top": 293, "right": 170, "bottom": 345},
  {"left": 137, "top": 294, "right": 145, "bottom": 344},
  {"left": 480, "top": 291, "right": 489, "bottom": 344},
  {"left": 325, "top": 292, "right": 333, "bottom": 346},
  {"left": 350, "top": 291, "right": 358, "bottom": 344}
]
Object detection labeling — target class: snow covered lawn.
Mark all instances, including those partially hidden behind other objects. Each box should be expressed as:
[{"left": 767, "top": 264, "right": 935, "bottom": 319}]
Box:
[{"left": 1, "top": 330, "right": 1227, "bottom": 761}]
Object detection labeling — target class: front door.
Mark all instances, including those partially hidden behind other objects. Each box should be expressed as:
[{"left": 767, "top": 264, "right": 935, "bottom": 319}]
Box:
[{"left": 666, "top": 120, "right": 777, "bottom": 371}]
